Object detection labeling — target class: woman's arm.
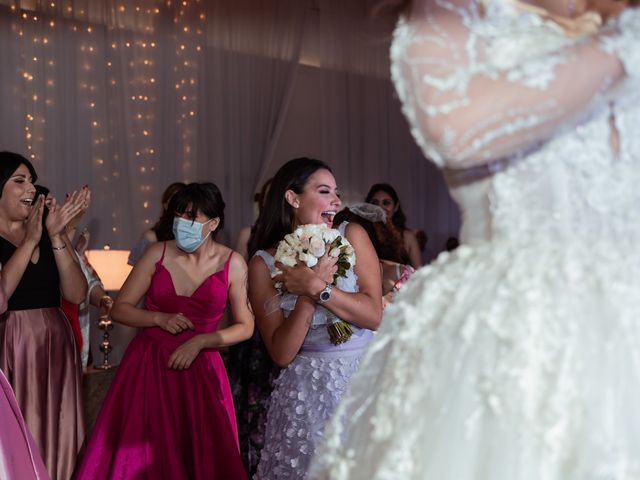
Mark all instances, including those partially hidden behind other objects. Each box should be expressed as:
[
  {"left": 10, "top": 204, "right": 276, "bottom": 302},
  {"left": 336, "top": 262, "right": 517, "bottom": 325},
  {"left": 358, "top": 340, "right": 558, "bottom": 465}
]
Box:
[
  {"left": 111, "top": 242, "right": 194, "bottom": 333},
  {"left": 200, "top": 252, "right": 254, "bottom": 347},
  {"left": 404, "top": 230, "right": 422, "bottom": 269},
  {"left": 168, "top": 252, "right": 255, "bottom": 369},
  {"left": 395, "top": 0, "right": 626, "bottom": 167},
  {"left": 316, "top": 223, "right": 382, "bottom": 330},
  {"left": 275, "top": 223, "right": 383, "bottom": 331},
  {"left": 45, "top": 191, "right": 90, "bottom": 303},
  {"left": 0, "top": 197, "right": 43, "bottom": 300},
  {"left": 248, "top": 255, "right": 317, "bottom": 368},
  {"left": 51, "top": 232, "right": 87, "bottom": 304}
]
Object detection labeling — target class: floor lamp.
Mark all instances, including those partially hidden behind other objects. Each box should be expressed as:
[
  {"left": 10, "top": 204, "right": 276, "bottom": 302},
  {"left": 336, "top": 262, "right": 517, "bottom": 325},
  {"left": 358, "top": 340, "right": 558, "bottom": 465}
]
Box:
[{"left": 85, "top": 248, "right": 133, "bottom": 369}]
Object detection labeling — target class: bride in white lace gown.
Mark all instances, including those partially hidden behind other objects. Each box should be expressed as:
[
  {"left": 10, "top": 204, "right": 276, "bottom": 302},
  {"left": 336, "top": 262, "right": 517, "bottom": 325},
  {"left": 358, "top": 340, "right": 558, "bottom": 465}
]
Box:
[{"left": 309, "top": 0, "right": 640, "bottom": 478}]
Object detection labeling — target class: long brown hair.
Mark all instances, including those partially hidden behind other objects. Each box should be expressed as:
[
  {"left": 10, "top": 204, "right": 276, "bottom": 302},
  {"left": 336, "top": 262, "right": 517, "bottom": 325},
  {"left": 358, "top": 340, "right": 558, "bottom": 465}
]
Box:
[{"left": 249, "top": 158, "right": 332, "bottom": 256}]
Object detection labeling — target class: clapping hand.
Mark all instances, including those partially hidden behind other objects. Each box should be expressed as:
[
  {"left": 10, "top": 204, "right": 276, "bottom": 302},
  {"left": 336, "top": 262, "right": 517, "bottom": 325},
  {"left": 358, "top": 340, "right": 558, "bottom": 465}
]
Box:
[
  {"left": 24, "top": 195, "right": 44, "bottom": 246},
  {"left": 45, "top": 188, "right": 90, "bottom": 238},
  {"left": 66, "top": 186, "right": 91, "bottom": 235},
  {"left": 75, "top": 228, "right": 90, "bottom": 255}
]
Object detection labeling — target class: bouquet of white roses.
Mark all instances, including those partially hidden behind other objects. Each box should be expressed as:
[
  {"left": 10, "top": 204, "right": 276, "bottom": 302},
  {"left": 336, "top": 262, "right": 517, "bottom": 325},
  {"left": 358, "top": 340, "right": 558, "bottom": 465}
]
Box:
[{"left": 274, "top": 223, "right": 356, "bottom": 345}]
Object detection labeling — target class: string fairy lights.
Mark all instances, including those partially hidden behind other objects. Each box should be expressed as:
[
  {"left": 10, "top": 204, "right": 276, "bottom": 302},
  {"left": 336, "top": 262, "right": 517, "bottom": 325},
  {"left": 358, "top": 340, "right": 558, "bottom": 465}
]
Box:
[{"left": 0, "top": 0, "right": 243, "bottom": 247}]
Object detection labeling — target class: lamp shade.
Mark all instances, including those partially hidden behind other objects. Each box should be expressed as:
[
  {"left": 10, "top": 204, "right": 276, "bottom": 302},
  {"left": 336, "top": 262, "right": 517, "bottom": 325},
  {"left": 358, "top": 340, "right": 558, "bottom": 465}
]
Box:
[{"left": 85, "top": 249, "right": 133, "bottom": 291}]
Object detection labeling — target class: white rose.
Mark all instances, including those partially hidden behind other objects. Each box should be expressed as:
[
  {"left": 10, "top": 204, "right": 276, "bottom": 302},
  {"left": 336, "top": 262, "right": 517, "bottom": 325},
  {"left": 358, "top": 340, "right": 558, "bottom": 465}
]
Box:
[
  {"left": 309, "top": 237, "right": 326, "bottom": 257},
  {"left": 278, "top": 254, "right": 297, "bottom": 267},
  {"left": 284, "top": 233, "right": 300, "bottom": 249},
  {"left": 299, "top": 252, "right": 318, "bottom": 268}
]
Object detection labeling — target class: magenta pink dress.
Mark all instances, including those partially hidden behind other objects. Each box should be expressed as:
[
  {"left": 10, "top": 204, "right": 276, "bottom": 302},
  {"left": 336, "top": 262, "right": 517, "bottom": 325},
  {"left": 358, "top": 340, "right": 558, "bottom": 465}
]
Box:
[{"left": 76, "top": 246, "right": 246, "bottom": 479}]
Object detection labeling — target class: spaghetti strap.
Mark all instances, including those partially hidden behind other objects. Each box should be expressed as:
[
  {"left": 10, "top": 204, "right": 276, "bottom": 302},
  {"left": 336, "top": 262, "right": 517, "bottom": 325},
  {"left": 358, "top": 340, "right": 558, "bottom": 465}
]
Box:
[
  {"left": 223, "top": 250, "right": 234, "bottom": 282},
  {"left": 159, "top": 242, "right": 167, "bottom": 264}
]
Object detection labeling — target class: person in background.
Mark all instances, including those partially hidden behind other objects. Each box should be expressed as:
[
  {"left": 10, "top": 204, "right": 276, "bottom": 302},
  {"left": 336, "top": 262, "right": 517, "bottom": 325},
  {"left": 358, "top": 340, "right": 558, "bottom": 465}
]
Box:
[
  {"left": 234, "top": 178, "right": 273, "bottom": 261},
  {"left": 333, "top": 203, "right": 415, "bottom": 309},
  {"left": 72, "top": 228, "right": 114, "bottom": 369},
  {"left": 249, "top": 158, "right": 381, "bottom": 479},
  {"left": 228, "top": 176, "right": 275, "bottom": 476},
  {"left": 36, "top": 185, "right": 112, "bottom": 370},
  {"left": 34, "top": 184, "right": 85, "bottom": 355},
  {"left": 77, "top": 182, "right": 253, "bottom": 480},
  {"left": 365, "top": 182, "right": 422, "bottom": 269},
  {"left": 128, "top": 181, "right": 185, "bottom": 266},
  {"left": 0, "top": 151, "right": 88, "bottom": 480},
  {"left": 415, "top": 229, "right": 435, "bottom": 264}
]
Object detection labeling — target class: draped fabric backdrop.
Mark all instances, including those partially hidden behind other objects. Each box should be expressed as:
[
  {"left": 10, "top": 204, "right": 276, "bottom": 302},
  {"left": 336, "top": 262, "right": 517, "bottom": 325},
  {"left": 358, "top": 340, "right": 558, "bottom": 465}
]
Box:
[{"left": 0, "top": 0, "right": 459, "bottom": 256}]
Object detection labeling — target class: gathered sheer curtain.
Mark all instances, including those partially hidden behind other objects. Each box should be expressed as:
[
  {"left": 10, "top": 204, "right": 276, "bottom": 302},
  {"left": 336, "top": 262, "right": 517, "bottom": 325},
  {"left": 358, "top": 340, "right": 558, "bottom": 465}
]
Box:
[{"left": 0, "top": 0, "right": 459, "bottom": 254}]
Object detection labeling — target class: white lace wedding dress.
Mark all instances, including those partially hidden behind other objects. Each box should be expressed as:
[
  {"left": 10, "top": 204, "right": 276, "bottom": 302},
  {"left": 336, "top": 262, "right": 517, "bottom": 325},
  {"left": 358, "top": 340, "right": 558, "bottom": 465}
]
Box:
[{"left": 309, "top": 1, "right": 640, "bottom": 478}]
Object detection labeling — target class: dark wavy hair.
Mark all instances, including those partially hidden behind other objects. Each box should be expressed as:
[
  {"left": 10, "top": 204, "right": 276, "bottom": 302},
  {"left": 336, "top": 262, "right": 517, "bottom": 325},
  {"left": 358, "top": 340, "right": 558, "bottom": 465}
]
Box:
[
  {"left": 333, "top": 207, "right": 408, "bottom": 264},
  {"left": 365, "top": 183, "right": 408, "bottom": 231},
  {"left": 0, "top": 151, "right": 37, "bottom": 198},
  {"left": 333, "top": 208, "right": 382, "bottom": 254},
  {"left": 249, "top": 158, "right": 332, "bottom": 256},
  {"left": 168, "top": 182, "right": 225, "bottom": 240},
  {"left": 152, "top": 182, "right": 186, "bottom": 241}
]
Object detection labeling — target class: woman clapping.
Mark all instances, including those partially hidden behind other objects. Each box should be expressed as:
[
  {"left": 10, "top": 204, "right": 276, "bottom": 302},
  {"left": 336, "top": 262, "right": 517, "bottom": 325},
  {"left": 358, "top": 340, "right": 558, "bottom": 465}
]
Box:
[{"left": 0, "top": 151, "right": 88, "bottom": 480}]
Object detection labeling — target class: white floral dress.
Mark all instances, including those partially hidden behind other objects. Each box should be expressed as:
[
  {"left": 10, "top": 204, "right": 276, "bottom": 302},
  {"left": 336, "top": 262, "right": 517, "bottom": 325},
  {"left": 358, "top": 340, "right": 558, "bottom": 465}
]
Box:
[{"left": 254, "top": 222, "right": 374, "bottom": 479}]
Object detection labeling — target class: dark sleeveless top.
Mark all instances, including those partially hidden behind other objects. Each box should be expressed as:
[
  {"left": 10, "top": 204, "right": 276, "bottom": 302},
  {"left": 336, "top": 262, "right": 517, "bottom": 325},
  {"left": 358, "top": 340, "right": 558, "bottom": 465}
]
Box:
[{"left": 0, "top": 231, "right": 61, "bottom": 311}]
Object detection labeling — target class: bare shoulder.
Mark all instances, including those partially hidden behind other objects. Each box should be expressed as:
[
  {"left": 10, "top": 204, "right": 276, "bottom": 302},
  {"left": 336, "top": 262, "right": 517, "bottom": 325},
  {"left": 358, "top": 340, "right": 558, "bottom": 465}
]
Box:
[
  {"left": 142, "top": 229, "right": 158, "bottom": 242},
  {"left": 248, "top": 251, "right": 268, "bottom": 271},
  {"left": 138, "top": 241, "right": 166, "bottom": 264},
  {"left": 344, "top": 222, "right": 368, "bottom": 241},
  {"left": 227, "top": 249, "right": 248, "bottom": 274}
]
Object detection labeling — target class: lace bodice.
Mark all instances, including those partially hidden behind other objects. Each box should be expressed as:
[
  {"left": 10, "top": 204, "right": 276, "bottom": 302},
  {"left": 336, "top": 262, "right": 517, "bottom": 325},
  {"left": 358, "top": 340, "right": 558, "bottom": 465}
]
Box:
[{"left": 391, "top": 1, "right": 640, "bottom": 245}]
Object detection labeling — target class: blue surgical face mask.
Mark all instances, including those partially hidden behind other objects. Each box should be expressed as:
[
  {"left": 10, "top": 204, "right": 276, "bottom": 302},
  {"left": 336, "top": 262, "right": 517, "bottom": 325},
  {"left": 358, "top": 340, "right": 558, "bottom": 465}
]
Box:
[{"left": 173, "top": 216, "right": 214, "bottom": 253}]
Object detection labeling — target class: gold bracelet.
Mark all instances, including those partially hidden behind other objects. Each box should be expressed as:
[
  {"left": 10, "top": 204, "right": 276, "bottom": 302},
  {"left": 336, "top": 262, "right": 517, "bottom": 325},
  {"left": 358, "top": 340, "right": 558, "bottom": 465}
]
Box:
[{"left": 52, "top": 244, "right": 66, "bottom": 251}]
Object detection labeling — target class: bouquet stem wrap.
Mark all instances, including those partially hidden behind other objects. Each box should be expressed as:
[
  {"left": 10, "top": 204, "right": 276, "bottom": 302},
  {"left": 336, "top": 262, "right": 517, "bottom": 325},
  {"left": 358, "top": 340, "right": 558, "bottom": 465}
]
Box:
[{"left": 325, "top": 311, "right": 353, "bottom": 345}]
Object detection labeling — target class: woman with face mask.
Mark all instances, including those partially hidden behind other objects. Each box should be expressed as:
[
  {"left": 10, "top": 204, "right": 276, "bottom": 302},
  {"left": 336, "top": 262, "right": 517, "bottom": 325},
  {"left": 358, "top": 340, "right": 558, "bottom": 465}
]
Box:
[{"left": 76, "top": 183, "right": 254, "bottom": 480}]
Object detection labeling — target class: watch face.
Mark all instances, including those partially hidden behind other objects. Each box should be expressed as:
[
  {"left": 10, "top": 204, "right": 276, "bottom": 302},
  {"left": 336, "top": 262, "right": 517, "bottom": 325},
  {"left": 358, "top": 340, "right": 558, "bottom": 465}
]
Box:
[{"left": 320, "top": 291, "right": 330, "bottom": 301}]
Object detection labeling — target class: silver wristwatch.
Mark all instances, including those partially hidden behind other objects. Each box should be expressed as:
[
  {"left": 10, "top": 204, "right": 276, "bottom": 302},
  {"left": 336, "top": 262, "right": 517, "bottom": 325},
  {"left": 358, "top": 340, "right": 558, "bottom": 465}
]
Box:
[{"left": 318, "top": 282, "right": 333, "bottom": 304}]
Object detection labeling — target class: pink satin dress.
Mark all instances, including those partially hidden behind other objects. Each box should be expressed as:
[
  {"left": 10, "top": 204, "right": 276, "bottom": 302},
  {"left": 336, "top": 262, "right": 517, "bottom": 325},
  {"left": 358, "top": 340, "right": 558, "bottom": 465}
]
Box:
[
  {"left": 76, "top": 244, "right": 246, "bottom": 479},
  {"left": 0, "top": 369, "right": 48, "bottom": 480}
]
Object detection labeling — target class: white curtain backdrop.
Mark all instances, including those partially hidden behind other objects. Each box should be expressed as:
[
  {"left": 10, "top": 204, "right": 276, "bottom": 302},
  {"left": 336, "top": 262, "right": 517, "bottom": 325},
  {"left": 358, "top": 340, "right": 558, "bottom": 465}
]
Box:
[{"left": 0, "top": 0, "right": 459, "bottom": 257}]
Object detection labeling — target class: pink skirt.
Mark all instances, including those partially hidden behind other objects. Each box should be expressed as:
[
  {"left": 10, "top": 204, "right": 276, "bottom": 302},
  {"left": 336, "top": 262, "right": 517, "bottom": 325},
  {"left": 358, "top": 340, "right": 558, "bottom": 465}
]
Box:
[
  {"left": 0, "top": 308, "right": 84, "bottom": 480},
  {"left": 0, "top": 369, "right": 49, "bottom": 479}
]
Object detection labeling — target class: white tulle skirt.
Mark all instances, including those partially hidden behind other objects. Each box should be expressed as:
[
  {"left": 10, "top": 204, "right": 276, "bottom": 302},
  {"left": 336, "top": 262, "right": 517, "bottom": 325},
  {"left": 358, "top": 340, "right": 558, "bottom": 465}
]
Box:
[{"left": 309, "top": 238, "right": 640, "bottom": 480}]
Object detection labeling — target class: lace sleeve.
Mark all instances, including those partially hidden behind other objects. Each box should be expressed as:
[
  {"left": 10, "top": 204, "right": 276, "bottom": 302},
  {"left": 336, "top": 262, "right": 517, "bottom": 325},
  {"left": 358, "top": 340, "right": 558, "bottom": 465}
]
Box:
[
  {"left": 600, "top": 8, "right": 640, "bottom": 79},
  {"left": 392, "top": 0, "right": 629, "bottom": 168}
]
